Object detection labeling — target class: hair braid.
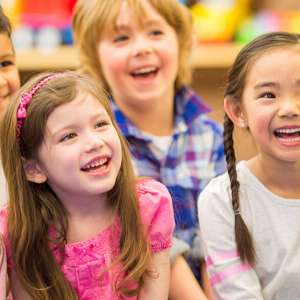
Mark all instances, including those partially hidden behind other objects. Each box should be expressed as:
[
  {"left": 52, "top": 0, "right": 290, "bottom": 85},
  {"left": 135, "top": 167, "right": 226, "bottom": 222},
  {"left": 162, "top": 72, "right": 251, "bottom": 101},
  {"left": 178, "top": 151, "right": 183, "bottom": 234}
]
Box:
[{"left": 223, "top": 114, "right": 255, "bottom": 265}]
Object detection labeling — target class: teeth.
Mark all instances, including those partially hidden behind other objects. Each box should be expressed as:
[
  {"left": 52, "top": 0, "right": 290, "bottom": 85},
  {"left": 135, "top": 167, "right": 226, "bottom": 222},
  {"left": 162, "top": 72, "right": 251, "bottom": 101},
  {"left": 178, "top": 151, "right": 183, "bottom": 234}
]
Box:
[
  {"left": 278, "top": 136, "right": 300, "bottom": 142},
  {"left": 276, "top": 128, "right": 300, "bottom": 134},
  {"left": 83, "top": 158, "right": 108, "bottom": 170},
  {"left": 132, "top": 67, "right": 156, "bottom": 75}
]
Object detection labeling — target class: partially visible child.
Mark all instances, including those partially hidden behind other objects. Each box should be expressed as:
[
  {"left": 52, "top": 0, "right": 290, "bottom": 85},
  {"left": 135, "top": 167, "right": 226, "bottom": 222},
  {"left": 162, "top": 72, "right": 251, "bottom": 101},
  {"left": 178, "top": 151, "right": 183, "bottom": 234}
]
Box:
[
  {"left": 0, "top": 5, "right": 20, "bottom": 207},
  {"left": 198, "top": 31, "right": 300, "bottom": 299},
  {"left": 0, "top": 71, "right": 174, "bottom": 299},
  {"left": 0, "top": 234, "right": 7, "bottom": 300},
  {"left": 72, "top": 1, "right": 225, "bottom": 298}
]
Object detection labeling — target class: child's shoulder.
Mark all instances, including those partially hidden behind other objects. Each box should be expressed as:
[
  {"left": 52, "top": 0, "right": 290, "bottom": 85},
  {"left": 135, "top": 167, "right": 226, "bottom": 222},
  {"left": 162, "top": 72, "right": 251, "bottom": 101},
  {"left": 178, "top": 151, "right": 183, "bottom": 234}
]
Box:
[
  {"left": 136, "top": 178, "right": 174, "bottom": 251},
  {"left": 198, "top": 161, "right": 249, "bottom": 214},
  {"left": 136, "top": 178, "right": 172, "bottom": 210},
  {"left": 178, "top": 86, "right": 223, "bottom": 133},
  {"left": 136, "top": 177, "right": 169, "bottom": 195}
]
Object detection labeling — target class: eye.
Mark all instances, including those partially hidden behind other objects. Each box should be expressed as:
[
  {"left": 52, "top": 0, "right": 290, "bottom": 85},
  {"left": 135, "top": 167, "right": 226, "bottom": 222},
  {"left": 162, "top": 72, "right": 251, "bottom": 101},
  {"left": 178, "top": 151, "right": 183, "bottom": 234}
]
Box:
[
  {"left": 149, "top": 29, "right": 163, "bottom": 36},
  {"left": 259, "top": 92, "right": 275, "bottom": 99},
  {"left": 60, "top": 132, "right": 76, "bottom": 142},
  {"left": 95, "top": 120, "right": 110, "bottom": 128},
  {"left": 0, "top": 60, "right": 14, "bottom": 68},
  {"left": 113, "top": 35, "right": 129, "bottom": 43}
]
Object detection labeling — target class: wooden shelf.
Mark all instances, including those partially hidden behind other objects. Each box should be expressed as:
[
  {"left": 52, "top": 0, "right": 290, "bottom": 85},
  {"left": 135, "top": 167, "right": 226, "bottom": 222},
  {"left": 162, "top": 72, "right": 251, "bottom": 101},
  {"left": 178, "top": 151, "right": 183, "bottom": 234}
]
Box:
[
  {"left": 191, "top": 43, "right": 243, "bottom": 68},
  {"left": 16, "top": 43, "right": 244, "bottom": 71},
  {"left": 16, "top": 46, "right": 80, "bottom": 71}
]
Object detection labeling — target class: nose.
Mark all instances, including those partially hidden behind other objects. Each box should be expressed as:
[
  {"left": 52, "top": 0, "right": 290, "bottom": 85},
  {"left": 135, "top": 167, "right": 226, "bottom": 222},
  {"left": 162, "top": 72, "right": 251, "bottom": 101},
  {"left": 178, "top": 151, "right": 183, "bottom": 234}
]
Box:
[
  {"left": 84, "top": 131, "right": 104, "bottom": 153},
  {"left": 278, "top": 97, "right": 300, "bottom": 118},
  {"left": 131, "top": 34, "right": 152, "bottom": 57}
]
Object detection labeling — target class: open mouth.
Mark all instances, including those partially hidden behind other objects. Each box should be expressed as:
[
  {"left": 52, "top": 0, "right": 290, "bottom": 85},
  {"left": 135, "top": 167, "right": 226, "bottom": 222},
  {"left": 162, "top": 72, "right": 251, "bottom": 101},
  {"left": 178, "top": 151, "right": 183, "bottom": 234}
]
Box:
[
  {"left": 274, "top": 127, "right": 300, "bottom": 141},
  {"left": 81, "top": 157, "right": 110, "bottom": 172},
  {"left": 130, "top": 66, "right": 159, "bottom": 78}
]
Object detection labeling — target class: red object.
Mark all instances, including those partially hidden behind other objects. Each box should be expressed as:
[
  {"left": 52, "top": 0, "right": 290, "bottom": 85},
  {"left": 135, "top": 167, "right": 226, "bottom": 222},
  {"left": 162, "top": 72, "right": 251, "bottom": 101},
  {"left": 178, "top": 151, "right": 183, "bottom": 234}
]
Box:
[{"left": 21, "top": 0, "right": 77, "bottom": 28}]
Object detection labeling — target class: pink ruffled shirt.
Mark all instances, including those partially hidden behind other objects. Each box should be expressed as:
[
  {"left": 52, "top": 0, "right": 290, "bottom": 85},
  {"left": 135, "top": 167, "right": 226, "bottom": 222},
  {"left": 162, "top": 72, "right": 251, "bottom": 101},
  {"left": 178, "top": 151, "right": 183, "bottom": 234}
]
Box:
[{"left": 0, "top": 179, "right": 174, "bottom": 299}]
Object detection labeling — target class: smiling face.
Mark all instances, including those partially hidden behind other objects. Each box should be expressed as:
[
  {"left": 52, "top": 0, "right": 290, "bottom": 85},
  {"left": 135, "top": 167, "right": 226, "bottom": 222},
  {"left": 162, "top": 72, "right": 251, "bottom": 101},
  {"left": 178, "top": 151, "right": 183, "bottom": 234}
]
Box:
[
  {"left": 97, "top": 0, "right": 179, "bottom": 110},
  {"left": 29, "top": 91, "right": 122, "bottom": 205},
  {"left": 0, "top": 33, "right": 20, "bottom": 114},
  {"left": 238, "top": 46, "right": 300, "bottom": 164}
]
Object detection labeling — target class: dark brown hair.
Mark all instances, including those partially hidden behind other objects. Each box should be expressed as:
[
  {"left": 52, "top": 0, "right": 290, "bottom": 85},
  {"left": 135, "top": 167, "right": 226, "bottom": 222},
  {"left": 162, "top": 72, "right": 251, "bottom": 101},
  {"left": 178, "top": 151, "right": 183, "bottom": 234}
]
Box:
[
  {"left": 0, "top": 71, "right": 151, "bottom": 299},
  {"left": 224, "top": 31, "right": 300, "bottom": 265}
]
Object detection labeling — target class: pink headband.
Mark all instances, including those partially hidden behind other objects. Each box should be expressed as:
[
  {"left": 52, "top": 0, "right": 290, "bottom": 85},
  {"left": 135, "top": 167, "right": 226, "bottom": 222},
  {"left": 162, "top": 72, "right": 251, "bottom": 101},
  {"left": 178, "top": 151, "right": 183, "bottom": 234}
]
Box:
[{"left": 16, "top": 73, "right": 62, "bottom": 138}]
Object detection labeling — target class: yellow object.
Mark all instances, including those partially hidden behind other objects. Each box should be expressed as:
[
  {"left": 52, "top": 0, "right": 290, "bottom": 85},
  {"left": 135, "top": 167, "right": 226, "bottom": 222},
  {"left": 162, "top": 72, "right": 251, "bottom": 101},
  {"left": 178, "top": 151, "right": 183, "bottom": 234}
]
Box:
[
  {"left": 190, "top": 0, "right": 250, "bottom": 43},
  {"left": 1, "top": 0, "right": 21, "bottom": 27}
]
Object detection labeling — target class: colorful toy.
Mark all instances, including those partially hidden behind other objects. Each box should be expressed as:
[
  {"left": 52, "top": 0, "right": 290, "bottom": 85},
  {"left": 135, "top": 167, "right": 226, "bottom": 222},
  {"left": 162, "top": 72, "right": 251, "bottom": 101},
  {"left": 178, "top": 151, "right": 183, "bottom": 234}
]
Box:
[
  {"left": 190, "top": 0, "right": 251, "bottom": 43},
  {"left": 235, "top": 10, "right": 300, "bottom": 44}
]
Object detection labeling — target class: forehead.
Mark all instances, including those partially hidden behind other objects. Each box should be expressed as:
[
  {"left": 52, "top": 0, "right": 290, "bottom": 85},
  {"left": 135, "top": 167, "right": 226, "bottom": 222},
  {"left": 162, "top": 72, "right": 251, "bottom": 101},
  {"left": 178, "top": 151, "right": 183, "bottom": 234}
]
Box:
[
  {"left": 47, "top": 92, "right": 107, "bottom": 126},
  {"left": 102, "top": 0, "right": 165, "bottom": 34},
  {"left": 245, "top": 46, "right": 300, "bottom": 85}
]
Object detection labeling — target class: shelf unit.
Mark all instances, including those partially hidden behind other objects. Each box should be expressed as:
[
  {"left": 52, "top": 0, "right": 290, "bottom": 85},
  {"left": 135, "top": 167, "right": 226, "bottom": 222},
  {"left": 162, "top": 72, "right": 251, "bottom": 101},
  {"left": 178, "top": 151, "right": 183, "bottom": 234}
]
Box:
[{"left": 16, "top": 43, "right": 244, "bottom": 71}]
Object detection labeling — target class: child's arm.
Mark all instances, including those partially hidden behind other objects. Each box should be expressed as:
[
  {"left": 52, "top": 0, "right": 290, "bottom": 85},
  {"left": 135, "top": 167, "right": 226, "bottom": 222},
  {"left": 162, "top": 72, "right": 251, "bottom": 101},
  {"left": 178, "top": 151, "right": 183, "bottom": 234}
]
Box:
[
  {"left": 198, "top": 177, "right": 264, "bottom": 300},
  {"left": 138, "top": 249, "right": 170, "bottom": 300},
  {"left": 0, "top": 236, "right": 7, "bottom": 300},
  {"left": 170, "top": 255, "right": 208, "bottom": 300},
  {"left": 9, "top": 270, "right": 32, "bottom": 300},
  {"left": 136, "top": 179, "right": 175, "bottom": 299}
]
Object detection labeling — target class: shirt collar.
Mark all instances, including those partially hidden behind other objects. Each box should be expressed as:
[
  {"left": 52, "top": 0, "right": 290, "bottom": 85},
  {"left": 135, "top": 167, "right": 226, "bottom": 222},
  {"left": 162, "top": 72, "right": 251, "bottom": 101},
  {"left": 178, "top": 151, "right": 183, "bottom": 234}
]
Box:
[{"left": 111, "top": 86, "right": 211, "bottom": 139}]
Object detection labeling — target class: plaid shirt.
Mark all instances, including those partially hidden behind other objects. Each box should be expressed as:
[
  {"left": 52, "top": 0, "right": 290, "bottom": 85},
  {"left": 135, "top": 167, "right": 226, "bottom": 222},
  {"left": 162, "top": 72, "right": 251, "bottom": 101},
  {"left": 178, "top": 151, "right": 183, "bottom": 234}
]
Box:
[{"left": 112, "top": 86, "right": 226, "bottom": 251}]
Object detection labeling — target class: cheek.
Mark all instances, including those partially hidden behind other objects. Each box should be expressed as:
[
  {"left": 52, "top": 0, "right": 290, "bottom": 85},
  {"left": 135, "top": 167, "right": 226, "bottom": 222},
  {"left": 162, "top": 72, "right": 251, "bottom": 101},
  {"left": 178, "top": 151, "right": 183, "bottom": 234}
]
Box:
[
  {"left": 98, "top": 45, "right": 125, "bottom": 80},
  {"left": 247, "top": 112, "right": 270, "bottom": 135},
  {"left": 8, "top": 69, "right": 21, "bottom": 93},
  {"left": 160, "top": 42, "right": 179, "bottom": 73},
  {"left": 111, "top": 133, "right": 122, "bottom": 160}
]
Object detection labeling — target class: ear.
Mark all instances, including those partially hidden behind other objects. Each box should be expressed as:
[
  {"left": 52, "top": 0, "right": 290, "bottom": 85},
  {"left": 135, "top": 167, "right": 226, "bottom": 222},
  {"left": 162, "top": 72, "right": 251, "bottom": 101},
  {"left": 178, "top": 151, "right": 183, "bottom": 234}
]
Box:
[
  {"left": 224, "top": 96, "right": 247, "bottom": 128},
  {"left": 22, "top": 158, "right": 47, "bottom": 184}
]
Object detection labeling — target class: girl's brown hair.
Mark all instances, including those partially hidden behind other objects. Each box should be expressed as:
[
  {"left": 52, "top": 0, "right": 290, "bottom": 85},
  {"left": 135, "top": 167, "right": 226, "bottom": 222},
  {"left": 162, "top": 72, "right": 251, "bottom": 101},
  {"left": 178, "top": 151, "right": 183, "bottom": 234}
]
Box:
[
  {"left": 0, "top": 71, "right": 151, "bottom": 299},
  {"left": 224, "top": 31, "right": 300, "bottom": 265},
  {"left": 72, "top": 0, "right": 193, "bottom": 91}
]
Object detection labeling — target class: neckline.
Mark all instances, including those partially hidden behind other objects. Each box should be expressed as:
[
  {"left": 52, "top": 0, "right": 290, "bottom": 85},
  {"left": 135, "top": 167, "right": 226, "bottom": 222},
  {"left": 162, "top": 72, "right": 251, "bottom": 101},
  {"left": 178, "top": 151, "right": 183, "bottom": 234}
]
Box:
[
  {"left": 238, "top": 161, "right": 300, "bottom": 205},
  {"left": 64, "top": 216, "right": 120, "bottom": 249}
]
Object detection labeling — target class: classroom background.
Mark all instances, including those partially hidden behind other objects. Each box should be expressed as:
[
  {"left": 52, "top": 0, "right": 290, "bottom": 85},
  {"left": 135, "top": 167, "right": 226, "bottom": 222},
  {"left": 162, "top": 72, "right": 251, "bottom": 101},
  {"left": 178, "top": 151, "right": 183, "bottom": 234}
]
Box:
[{"left": 1, "top": 0, "right": 300, "bottom": 159}]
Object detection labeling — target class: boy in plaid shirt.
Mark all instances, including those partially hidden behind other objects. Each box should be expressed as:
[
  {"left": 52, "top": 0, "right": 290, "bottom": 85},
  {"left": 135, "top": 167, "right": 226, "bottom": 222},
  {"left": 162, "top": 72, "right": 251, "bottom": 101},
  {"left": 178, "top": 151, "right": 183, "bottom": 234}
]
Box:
[{"left": 73, "top": 0, "right": 225, "bottom": 298}]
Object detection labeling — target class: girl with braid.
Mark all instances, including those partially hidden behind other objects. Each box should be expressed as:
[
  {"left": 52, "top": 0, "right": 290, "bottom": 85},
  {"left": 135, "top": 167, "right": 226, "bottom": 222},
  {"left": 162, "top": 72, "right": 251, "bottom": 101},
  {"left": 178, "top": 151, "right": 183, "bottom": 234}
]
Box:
[{"left": 198, "top": 31, "right": 300, "bottom": 300}]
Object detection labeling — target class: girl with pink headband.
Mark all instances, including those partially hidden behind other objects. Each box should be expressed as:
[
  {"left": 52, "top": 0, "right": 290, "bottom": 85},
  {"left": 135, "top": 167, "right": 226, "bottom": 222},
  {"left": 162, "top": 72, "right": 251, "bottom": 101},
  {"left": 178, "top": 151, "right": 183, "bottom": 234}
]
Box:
[{"left": 0, "top": 71, "right": 174, "bottom": 299}]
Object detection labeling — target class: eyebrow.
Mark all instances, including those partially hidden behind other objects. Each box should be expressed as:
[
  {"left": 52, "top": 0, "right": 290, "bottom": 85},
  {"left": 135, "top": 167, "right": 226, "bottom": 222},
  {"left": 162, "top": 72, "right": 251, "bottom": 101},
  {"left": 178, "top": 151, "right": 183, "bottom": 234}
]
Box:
[
  {"left": 51, "top": 112, "right": 110, "bottom": 135},
  {"left": 254, "top": 79, "right": 300, "bottom": 89},
  {"left": 253, "top": 82, "right": 279, "bottom": 89},
  {"left": 0, "top": 52, "right": 14, "bottom": 59},
  {"left": 115, "top": 18, "right": 165, "bottom": 31}
]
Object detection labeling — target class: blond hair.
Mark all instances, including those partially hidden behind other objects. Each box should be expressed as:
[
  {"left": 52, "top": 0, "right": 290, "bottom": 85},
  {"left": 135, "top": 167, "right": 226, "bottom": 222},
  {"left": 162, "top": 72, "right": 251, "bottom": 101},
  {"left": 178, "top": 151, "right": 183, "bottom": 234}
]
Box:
[
  {"left": 72, "top": 0, "right": 193, "bottom": 91},
  {"left": 0, "top": 71, "right": 151, "bottom": 299}
]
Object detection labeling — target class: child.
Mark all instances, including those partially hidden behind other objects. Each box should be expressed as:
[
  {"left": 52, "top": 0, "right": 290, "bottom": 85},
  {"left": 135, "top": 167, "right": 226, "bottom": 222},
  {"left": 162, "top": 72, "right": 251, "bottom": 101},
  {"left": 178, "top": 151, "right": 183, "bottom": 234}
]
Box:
[
  {"left": 198, "top": 31, "right": 300, "bottom": 299},
  {"left": 0, "top": 71, "right": 174, "bottom": 299},
  {"left": 0, "top": 5, "right": 20, "bottom": 206},
  {"left": 72, "top": 1, "right": 225, "bottom": 298}
]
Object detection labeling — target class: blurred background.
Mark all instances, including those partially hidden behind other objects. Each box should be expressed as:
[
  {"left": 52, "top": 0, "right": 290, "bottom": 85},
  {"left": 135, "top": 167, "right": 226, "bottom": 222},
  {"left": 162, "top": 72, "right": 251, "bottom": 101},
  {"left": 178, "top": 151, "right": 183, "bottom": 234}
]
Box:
[{"left": 2, "top": 0, "right": 300, "bottom": 50}]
